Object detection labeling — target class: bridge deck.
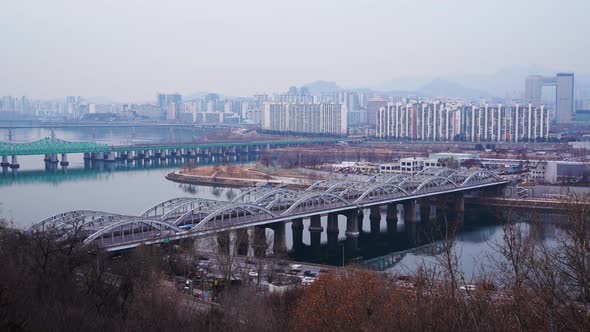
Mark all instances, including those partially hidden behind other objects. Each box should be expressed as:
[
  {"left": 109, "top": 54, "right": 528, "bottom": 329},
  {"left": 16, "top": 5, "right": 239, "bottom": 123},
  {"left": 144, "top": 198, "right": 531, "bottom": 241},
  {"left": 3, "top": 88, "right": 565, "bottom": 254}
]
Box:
[
  {"left": 0, "top": 137, "right": 341, "bottom": 156},
  {"left": 28, "top": 167, "right": 507, "bottom": 252}
]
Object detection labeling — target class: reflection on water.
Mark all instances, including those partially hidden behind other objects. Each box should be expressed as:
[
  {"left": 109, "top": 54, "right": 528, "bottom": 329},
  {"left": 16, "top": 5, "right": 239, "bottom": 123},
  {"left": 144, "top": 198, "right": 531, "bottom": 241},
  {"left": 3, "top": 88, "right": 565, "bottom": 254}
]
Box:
[
  {"left": 0, "top": 127, "right": 251, "bottom": 228},
  {"left": 285, "top": 207, "right": 559, "bottom": 280},
  {"left": 0, "top": 127, "right": 561, "bottom": 278}
]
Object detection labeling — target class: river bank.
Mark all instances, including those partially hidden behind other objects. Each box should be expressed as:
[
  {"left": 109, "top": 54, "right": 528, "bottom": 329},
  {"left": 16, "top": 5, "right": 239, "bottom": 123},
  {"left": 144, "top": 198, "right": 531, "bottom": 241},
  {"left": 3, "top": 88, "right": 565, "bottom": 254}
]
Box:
[{"left": 166, "top": 165, "right": 321, "bottom": 189}]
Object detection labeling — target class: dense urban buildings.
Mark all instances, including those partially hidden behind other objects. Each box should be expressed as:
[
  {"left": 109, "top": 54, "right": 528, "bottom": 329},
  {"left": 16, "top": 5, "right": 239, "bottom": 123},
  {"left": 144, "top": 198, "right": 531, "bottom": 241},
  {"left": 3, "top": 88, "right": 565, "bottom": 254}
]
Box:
[
  {"left": 1, "top": 72, "right": 588, "bottom": 143},
  {"left": 375, "top": 102, "right": 549, "bottom": 143}
]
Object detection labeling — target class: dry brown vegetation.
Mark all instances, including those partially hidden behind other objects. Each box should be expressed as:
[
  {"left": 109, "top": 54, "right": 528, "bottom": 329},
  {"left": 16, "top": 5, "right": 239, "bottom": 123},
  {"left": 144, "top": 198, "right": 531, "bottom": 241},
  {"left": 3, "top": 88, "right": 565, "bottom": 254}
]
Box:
[{"left": 2, "top": 192, "right": 590, "bottom": 331}]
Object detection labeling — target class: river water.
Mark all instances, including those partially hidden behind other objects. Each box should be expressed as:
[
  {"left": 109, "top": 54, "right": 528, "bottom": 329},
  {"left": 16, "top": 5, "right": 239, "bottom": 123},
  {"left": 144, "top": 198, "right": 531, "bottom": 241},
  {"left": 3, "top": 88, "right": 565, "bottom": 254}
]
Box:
[{"left": 0, "top": 127, "right": 559, "bottom": 279}]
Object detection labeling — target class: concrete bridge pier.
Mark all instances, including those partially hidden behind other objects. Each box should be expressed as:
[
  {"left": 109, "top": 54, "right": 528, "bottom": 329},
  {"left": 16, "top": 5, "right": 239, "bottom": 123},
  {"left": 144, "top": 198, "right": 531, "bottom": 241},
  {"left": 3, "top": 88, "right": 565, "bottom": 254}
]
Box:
[
  {"left": 253, "top": 226, "right": 267, "bottom": 258},
  {"left": 369, "top": 205, "right": 381, "bottom": 235},
  {"left": 1, "top": 155, "right": 9, "bottom": 173},
  {"left": 166, "top": 149, "right": 174, "bottom": 159},
  {"left": 151, "top": 153, "right": 160, "bottom": 166},
  {"left": 90, "top": 153, "right": 101, "bottom": 168},
  {"left": 419, "top": 203, "right": 432, "bottom": 223},
  {"left": 271, "top": 223, "right": 287, "bottom": 257},
  {"left": 346, "top": 209, "right": 361, "bottom": 256},
  {"left": 357, "top": 209, "right": 364, "bottom": 231},
  {"left": 143, "top": 150, "right": 151, "bottom": 161},
  {"left": 105, "top": 152, "right": 116, "bottom": 162},
  {"left": 60, "top": 153, "right": 69, "bottom": 168},
  {"left": 453, "top": 193, "right": 465, "bottom": 222},
  {"left": 9, "top": 155, "right": 20, "bottom": 170},
  {"left": 47, "top": 154, "right": 59, "bottom": 172},
  {"left": 309, "top": 215, "right": 323, "bottom": 259},
  {"left": 386, "top": 203, "right": 398, "bottom": 234},
  {"left": 131, "top": 150, "right": 140, "bottom": 160},
  {"left": 236, "top": 228, "right": 249, "bottom": 256},
  {"left": 326, "top": 213, "right": 339, "bottom": 257},
  {"left": 403, "top": 200, "right": 418, "bottom": 223},
  {"left": 189, "top": 148, "right": 197, "bottom": 159},
  {"left": 291, "top": 218, "right": 304, "bottom": 254},
  {"left": 386, "top": 203, "right": 397, "bottom": 223},
  {"left": 159, "top": 149, "right": 167, "bottom": 160},
  {"left": 83, "top": 155, "right": 92, "bottom": 169}
]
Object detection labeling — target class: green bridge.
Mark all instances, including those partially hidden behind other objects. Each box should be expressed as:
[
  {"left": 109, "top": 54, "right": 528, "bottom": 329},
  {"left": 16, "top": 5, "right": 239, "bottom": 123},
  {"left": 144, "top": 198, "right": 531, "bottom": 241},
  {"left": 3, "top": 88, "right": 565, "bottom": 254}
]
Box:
[
  {"left": 0, "top": 137, "right": 342, "bottom": 156},
  {"left": 0, "top": 136, "right": 344, "bottom": 170}
]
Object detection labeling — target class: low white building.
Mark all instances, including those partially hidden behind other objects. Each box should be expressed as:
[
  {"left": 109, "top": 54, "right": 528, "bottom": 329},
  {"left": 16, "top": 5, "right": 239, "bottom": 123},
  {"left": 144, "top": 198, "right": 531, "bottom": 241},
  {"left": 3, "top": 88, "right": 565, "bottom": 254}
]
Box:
[
  {"left": 527, "top": 160, "right": 589, "bottom": 184},
  {"left": 378, "top": 163, "right": 399, "bottom": 174},
  {"left": 399, "top": 157, "right": 440, "bottom": 175}
]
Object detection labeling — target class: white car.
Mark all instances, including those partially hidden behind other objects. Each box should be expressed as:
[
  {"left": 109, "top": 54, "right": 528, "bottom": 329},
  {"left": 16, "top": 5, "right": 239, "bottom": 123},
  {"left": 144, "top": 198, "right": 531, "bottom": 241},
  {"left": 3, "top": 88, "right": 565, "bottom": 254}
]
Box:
[
  {"left": 248, "top": 271, "right": 259, "bottom": 277},
  {"left": 301, "top": 277, "right": 316, "bottom": 285}
]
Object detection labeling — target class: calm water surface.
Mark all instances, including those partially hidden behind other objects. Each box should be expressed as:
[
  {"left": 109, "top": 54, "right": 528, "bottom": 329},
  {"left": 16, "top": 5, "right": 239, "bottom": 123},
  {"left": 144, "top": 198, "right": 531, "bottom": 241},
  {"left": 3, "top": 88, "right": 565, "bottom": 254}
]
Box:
[{"left": 0, "top": 127, "right": 558, "bottom": 278}]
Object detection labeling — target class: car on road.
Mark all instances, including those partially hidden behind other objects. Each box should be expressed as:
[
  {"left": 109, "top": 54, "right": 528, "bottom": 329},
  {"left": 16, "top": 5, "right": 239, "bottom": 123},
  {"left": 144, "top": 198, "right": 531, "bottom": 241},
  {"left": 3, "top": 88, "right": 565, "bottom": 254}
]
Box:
[{"left": 303, "top": 270, "right": 319, "bottom": 277}]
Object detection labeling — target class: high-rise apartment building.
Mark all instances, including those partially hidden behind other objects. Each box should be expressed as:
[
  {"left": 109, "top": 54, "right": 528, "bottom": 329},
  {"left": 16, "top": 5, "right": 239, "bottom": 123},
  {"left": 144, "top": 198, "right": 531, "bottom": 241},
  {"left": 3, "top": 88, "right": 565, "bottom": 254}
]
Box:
[
  {"left": 262, "top": 103, "right": 346, "bottom": 136},
  {"left": 157, "top": 93, "right": 182, "bottom": 120},
  {"left": 366, "top": 98, "right": 388, "bottom": 128},
  {"left": 376, "top": 102, "right": 548, "bottom": 142}
]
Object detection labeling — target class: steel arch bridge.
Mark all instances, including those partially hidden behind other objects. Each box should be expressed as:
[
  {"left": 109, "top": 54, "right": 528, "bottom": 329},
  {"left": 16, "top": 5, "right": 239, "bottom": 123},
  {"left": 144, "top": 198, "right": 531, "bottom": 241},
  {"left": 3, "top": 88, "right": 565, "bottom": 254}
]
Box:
[{"left": 28, "top": 167, "right": 507, "bottom": 251}]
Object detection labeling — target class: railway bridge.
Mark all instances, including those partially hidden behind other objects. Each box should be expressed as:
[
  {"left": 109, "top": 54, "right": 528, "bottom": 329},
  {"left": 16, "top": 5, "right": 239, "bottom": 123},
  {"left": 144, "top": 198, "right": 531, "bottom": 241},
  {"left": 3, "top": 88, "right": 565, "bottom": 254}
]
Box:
[{"left": 29, "top": 167, "right": 508, "bottom": 254}]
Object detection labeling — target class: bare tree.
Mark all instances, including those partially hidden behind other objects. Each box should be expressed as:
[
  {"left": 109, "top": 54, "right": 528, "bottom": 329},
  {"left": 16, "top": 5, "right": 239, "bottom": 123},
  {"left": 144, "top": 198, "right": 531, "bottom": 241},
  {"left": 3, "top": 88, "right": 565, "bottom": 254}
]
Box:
[
  {"left": 259, "top": 153, "right": 273, "bottom": 168},
  {"left": 212, "top": 231, "right": 248, "bottom": 286},
  {"left": 555, "top": 191, "right": 590, "bottom": 302}
]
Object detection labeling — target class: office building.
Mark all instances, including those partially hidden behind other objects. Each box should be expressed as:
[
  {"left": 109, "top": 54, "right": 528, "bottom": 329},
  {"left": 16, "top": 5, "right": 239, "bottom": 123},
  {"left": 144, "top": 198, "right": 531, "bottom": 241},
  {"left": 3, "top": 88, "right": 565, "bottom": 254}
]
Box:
[
  {"left": 556, "top": 73, "right": 574, "bottom": 124},
  {"left": 524, "top": 73, "right": 574, "bottom": 124}
]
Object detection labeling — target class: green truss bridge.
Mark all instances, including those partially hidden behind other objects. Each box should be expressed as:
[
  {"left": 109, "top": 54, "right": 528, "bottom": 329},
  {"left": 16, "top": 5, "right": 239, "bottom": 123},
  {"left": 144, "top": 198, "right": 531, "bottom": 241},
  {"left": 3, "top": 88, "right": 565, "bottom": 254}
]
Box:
[{"left": 0, "top": 136, "right": 342, "bottom": 171}]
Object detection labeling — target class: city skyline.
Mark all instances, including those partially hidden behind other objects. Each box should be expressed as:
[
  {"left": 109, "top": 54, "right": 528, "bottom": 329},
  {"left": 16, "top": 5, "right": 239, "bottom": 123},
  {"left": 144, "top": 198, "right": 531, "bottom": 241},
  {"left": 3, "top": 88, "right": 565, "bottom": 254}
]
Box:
[{"left": 1, "top": 0, "right": 589, "bottom": 101}]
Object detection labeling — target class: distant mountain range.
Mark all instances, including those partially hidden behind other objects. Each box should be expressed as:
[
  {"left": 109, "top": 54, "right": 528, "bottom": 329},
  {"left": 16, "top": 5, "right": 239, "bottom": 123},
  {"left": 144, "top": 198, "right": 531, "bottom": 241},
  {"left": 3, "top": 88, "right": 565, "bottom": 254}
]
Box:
[
  {"left": 301, "top": 81, "right": 342, "bottom": 95},
  {"left": 302, "top": 65, "right": 590, "bottom": 99},
  {"left": 301, "top": 78, "right": 490, "bottom": 98}
]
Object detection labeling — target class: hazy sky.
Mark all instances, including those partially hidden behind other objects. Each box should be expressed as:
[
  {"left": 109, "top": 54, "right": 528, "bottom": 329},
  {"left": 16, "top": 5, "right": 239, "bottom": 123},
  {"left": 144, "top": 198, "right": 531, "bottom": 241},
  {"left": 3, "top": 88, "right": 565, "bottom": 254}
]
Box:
[{"left": 1, "top": 0, "right": 588, "bottom": 101}]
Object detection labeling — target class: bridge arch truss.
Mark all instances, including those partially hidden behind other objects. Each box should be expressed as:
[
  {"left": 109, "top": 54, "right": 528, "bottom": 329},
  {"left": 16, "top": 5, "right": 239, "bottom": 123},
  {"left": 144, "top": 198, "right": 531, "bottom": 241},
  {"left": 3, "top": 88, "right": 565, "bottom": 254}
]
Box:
[
  {"left": 83, "top": 219, "right": 184, "bottom": 246},
  {"left": 31, "top": 167, "right": 506, "bottom": 249}
]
